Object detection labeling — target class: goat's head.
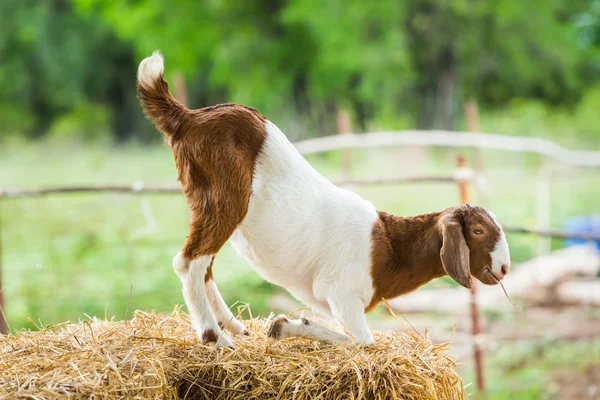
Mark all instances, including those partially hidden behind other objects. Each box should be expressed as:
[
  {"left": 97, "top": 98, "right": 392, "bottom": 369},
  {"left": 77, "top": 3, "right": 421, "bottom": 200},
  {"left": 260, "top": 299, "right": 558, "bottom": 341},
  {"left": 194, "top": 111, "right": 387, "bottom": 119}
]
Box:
[{"left": 439, "top": 204, "right": 510, "bottom": 288}]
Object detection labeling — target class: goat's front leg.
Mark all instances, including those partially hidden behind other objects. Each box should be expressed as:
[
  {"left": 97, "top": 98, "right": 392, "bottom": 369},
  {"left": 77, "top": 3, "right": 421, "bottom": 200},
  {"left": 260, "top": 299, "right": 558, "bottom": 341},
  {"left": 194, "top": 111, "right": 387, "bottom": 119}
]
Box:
[
  {"left": 267, "top": 295, "right": 373, "bottom": 345},
  {"left": 327, "top": 294, "right": 374, "bottom": 345}
]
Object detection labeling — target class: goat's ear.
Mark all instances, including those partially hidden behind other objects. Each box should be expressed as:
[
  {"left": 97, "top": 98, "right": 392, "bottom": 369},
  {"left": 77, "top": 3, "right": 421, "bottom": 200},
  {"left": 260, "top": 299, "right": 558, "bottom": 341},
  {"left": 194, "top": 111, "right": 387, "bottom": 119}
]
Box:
[{"left": 440, "top": 217, "right": 472, "bottom": 289}]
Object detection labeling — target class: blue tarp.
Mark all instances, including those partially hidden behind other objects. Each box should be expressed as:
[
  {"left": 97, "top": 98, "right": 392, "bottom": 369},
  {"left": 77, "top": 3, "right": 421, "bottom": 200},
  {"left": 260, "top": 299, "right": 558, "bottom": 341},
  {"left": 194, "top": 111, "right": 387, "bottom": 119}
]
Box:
[{"left": 563, "top": 215, "right": 600, "bottom": 253}]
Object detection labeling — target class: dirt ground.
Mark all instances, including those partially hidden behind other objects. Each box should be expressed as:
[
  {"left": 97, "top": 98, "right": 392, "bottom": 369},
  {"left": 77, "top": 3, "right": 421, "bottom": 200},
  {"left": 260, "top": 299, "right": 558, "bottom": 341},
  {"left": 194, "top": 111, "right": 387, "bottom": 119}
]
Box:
[{"left": 554, "top": 365, "right": 599, "bottom": 400}]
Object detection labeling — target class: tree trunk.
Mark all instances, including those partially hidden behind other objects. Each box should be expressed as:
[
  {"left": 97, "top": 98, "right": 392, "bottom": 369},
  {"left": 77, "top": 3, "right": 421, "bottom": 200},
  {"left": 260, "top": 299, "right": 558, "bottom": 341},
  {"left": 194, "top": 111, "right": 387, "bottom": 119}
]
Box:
[{"left": 437, "top": 49, "right": 455, "bottom": 131}]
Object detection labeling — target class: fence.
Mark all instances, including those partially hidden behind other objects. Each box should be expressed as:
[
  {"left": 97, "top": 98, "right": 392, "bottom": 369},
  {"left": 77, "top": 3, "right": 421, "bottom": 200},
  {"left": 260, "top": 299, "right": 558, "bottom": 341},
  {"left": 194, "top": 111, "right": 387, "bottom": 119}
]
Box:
[{"left": 1, "top": 129, "right": 599, "bottom": 396}]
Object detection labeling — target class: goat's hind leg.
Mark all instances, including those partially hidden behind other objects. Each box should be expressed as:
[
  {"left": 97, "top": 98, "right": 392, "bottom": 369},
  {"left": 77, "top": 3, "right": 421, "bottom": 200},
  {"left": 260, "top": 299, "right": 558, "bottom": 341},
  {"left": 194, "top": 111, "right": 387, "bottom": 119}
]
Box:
[
  {"left": 173, "top": 252, "right": 235, "bottom": 348},
  {"left": 205, "top": 258, "right": 247, "bottom": 336},
  {"left": 174, "top": 192, "right": 254, "bottom": 347}
]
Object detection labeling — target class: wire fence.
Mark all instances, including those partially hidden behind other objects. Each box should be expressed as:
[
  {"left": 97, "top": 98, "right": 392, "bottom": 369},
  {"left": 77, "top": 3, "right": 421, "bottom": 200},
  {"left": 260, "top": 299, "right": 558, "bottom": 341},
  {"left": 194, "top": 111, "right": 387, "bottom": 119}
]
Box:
[{"left": 2, "top": 181, "right": 598, "bottom": 241}]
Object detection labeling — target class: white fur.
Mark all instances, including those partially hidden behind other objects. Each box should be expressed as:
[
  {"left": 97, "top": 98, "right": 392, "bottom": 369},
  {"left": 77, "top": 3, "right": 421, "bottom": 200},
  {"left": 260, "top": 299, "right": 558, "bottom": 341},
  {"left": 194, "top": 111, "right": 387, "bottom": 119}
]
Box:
[
  {"left": 229, "top": 120, "right": 378, "bottom": 344},
  {"left": 491, "top": 230, "right": 510, "bottom": 274},
  {"left": 485, "top": 210, "right": 511, "bottom": 275},
  {"left": 137, "top": 51, "right": 164, "bottom": 89}
]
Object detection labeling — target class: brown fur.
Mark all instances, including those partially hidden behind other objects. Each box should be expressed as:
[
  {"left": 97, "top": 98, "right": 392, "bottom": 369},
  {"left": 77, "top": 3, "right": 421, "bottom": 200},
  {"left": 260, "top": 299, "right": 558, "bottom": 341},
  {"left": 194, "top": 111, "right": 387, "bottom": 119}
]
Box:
[
  {"left": 138, "top": 77, "right": 267, "bottom": 262},
  {"left": 367, "top": 204, "right": 502, "bottom": 311},
  {"left": 137, "top": 74, "right": 188, "bottom": 142},
  {"left": 204, "top": 256, "right": 215, "bottom": 283}
]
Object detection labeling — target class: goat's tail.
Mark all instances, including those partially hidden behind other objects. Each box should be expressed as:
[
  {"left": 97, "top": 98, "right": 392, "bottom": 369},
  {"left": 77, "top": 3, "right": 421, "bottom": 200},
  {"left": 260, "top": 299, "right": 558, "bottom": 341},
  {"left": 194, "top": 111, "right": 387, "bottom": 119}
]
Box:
[{"left": 136, "top": 51, "right": 188, "bottom": 140}]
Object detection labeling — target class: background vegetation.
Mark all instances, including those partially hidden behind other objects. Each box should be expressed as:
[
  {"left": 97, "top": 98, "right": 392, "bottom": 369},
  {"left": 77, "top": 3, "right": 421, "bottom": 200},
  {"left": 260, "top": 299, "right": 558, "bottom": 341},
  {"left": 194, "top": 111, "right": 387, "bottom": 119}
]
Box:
[
  {"left": 1, "top": 0, "right": 600, "bottom": 145},
  {"left": 1, "top": 1, "right": 599, "bottom": 398}
]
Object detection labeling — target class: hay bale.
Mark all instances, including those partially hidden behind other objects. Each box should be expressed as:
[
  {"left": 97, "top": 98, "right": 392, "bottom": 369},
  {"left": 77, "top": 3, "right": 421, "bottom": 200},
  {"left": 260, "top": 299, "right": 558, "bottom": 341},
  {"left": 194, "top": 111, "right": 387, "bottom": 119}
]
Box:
[{"left": 0, "top": 309, "right": 465, "bottom": 399}]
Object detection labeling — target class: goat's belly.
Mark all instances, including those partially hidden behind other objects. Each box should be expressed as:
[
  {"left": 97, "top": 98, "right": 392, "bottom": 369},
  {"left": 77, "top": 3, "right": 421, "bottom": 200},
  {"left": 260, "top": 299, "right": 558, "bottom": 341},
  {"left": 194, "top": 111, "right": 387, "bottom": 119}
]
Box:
[{"left": 229, "top": 226, "right": 315, "bottom": 293}]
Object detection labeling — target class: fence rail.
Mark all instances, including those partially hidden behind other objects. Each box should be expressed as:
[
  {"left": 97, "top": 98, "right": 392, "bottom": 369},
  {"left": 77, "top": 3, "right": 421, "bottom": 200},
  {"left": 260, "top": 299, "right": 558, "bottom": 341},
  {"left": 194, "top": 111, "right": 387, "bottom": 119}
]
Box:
[
  {"left": 295, "top": 130, "right": 600, "bottom": 168},
  {"left": 502, "top": 225, "right": 600, "bottom": 241},
  {"left": 0, "top": 176, "right": 461, "bottom": 199}
]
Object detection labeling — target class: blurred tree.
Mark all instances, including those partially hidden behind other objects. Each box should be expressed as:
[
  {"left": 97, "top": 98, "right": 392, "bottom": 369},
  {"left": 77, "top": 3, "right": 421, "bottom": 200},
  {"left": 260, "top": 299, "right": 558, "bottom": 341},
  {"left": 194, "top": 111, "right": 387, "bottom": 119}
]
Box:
[
  {"left": 0, "top": 0, "right": 141, "bottom": 140},
  {"left": 282, "top": 1, "right": 409, "bottom": 131},
  {"left": 399, "top": 0, "right": 593, "bottom": 129},
  {"left": 73, "top": 0, "right": 327, "bottom": 137},
  {"left": 0, "top": 0, "right": 598, "bottom": 140}
]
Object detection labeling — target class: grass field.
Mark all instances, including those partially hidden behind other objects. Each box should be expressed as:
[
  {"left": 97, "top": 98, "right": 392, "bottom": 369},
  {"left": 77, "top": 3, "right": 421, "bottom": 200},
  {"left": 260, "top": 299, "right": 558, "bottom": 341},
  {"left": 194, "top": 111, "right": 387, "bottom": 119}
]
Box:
[
  {"left": 2, "top": 139, "right": 598, "bottom": 327},
  {"left": 1, "top": 138, "right": 598, "bottom": 398}
]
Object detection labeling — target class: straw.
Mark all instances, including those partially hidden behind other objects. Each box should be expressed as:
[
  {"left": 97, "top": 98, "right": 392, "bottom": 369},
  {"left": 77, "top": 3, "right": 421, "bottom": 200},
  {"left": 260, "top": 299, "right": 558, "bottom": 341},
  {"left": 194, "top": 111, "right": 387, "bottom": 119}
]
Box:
[
  {"left": 0, "top": 307, "right": 465, "bottom": 399},
  {"left": 486, "top": 268, "right": 524, "bottom": 315}
]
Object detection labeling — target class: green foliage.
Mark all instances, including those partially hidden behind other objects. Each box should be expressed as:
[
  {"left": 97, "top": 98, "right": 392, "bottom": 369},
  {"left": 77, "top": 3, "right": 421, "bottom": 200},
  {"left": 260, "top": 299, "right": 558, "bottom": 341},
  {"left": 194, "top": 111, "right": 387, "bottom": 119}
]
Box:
[
  {"left": 479, "top": 83, "right": 600, "bottom": 148},
  {"left": 0, "top": 0, "right": 141, "bottom": 140},
  {"left": 47, "top": 102, "right": 112, "bottom": 143},
  {"left": 2, "top": 0, "right": 599, "bottom": 140},
  {"left": 0, "top": 104, "right": 36, "bottom": 134}
]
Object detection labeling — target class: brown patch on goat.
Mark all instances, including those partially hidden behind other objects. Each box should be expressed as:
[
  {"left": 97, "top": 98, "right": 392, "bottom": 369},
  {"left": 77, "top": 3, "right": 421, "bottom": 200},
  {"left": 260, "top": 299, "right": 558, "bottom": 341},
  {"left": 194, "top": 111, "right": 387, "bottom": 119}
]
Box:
[
  {"left": 367, "top": 205, "right": 503, "bottom": 312},
  {"left": 201, "top": 329, "right": 219, "bottom": 344},
  {"left": 138, "top": 74, "right": 267, "bottom": 262},
  {"left": 367, "top": 211, "right": 446, "bottom": 312}
]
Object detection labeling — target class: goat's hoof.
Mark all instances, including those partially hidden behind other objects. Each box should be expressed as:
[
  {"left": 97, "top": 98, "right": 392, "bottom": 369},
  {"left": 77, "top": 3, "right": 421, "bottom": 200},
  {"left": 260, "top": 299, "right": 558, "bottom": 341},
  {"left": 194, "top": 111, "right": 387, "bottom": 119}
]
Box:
[
  {"left": 355, "top": 336, "right": 375, "bottom": 347},
  {"left": 201, "top": 329, "right": 235, "bottom": 349},
  {"left": 215, "top": 335, "right": 235, "bottom": 349},
  {"left": 267, "top": 315, "right": 289, "bottom": 340},
  {"left": 226, "top": 319, "right": 248, "bottom": 336}
]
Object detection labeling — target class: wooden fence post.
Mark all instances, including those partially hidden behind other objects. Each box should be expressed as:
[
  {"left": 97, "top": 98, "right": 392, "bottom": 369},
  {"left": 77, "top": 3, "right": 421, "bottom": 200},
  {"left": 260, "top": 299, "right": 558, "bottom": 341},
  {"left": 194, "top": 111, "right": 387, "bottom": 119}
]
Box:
[
  {"left": 464, "top": 100, "right": 487, "bottom": 205},
  {"left": 536, "top": 161, "right": 553, "bottom": 256},
  {"left": 337, "top": 110, "right": 352, "bottom": 179},
  {"left": 457, "top": 154, "right": 486, "bottom": 395},
  {"left": 0, "top": 201, "right": 7, "bottom": 334},
  {"left": 172, "top": 71, "right": 188, "bottom": 107}
]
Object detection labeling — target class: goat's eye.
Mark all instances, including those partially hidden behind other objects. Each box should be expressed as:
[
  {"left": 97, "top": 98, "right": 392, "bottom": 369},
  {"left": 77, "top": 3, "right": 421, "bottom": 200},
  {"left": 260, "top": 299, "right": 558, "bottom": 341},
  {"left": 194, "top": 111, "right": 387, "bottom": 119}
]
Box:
[{"left": 473, "top": 229, "right": 483, "bottom": 235}]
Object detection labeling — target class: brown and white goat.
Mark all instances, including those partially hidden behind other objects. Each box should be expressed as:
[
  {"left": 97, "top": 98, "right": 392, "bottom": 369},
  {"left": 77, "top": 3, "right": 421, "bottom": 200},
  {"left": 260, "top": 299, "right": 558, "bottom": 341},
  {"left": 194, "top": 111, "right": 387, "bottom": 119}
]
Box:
[{"left": 137, "top": 52, "right": 511, "bottom": 348}]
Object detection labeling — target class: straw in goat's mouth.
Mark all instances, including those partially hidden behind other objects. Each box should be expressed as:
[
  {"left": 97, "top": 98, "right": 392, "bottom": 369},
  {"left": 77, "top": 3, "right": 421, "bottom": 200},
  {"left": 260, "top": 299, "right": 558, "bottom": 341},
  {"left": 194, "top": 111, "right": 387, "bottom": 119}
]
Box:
[{"left": 486, "top": 268, "right": 523, "bottom": 315}]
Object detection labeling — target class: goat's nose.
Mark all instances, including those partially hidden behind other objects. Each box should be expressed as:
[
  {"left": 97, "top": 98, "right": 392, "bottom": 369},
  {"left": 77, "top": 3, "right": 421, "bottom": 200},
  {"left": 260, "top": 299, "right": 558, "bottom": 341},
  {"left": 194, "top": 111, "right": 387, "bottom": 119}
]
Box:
[{"left": 500, "top": 264, "right": 509, "bottom": 276}]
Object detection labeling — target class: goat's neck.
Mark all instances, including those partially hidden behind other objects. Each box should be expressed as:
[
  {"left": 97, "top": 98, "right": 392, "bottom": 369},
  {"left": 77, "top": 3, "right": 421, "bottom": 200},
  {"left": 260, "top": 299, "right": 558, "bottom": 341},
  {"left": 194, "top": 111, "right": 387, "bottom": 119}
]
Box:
[{"left": 369, "top": 211, "right": 446, "bottom": 308}]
